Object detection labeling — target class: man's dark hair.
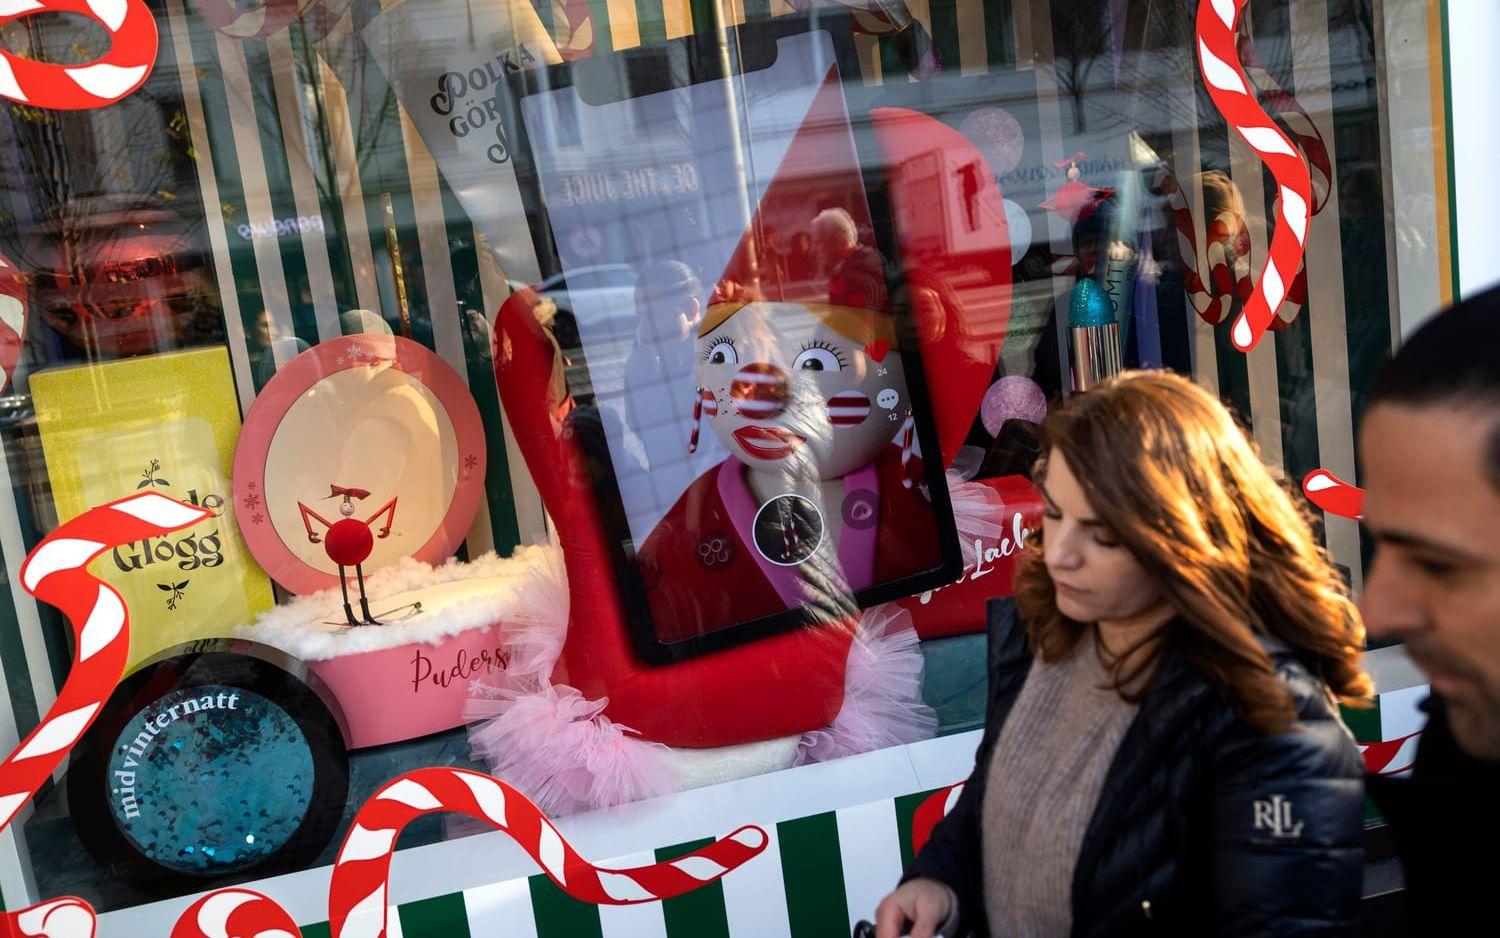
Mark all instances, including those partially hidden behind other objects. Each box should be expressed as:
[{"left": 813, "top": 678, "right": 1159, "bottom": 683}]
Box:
[{"left": 1371, "top": 284, "right": 1500, "bottom": 487}]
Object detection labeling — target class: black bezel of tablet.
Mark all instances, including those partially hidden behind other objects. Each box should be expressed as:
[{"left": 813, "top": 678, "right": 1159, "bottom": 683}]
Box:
[{"left": 501, "top": 15, "right": 961, "bottom": 664}]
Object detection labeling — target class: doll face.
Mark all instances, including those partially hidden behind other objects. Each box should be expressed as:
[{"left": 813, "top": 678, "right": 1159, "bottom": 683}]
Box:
[{"left": 696, "top": 301, "right": 908, "bottom": 480}]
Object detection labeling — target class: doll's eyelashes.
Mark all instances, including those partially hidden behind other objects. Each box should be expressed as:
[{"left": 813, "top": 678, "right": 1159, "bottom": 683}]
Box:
[
  {"left": 701, "top": 336, "right": 737, "bottom": 365},
  {"left": 794, "top": 341, "right": 846, "bottom": 372}
]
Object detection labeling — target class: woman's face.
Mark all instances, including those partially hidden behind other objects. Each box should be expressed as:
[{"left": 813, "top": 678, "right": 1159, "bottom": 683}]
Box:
[
  {"left": 695, "top": 301, "right": 908, "bottom": 480},
  {"left": 1041, "top": 452, "right": 1168, "bottom": 628}
]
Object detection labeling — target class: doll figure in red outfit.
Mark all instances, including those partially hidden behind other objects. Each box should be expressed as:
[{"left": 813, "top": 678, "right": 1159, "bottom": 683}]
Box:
[
  {"left": 637, "top": 295, "right": 941, "bottom": 644},
  {"left": 299, "top": 484, "right": 398, "bottom": 625}
]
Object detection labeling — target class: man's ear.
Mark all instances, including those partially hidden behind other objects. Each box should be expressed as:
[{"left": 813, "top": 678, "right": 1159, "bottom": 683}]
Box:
[{"left": 682, "top": 297, "right": 702, "bottom": 319}]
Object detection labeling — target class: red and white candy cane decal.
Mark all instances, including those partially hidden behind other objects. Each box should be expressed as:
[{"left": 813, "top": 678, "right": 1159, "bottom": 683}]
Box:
[
  {"left": 176, "top": 768, "right": 770, "bottom": 938},
  {"left": 909, "top": 782, "right": 964, "bottom": 858},
  {"left": 1157, "top": 167, "right": 1252, "bottom": 326},
  {"left": 1165, "top": 11, "right": 1331, "bottom": 334},
  {"left": 1302, "top": 468, "right": 1364, "bottom": 521},
  {"left": 171, "top": 889, "right": 300, "bottom": 938},
  {"left": 0, "top": 492, "right": 213, "bottom": 938},
  {"left": 1196, "top": 0, "right": 1313, "bottom": 352},
  {"left": 0, "top": 251, "right": 27, "bottom": 394},
  {"left": 326, "top": 769, "right": 768, "bottom": 937},
  {"left": 3, "top": 896, "right": 98, "bottom": 938},
  {"left": 0, "top": 0, "right": 159, "bottom": 110}
]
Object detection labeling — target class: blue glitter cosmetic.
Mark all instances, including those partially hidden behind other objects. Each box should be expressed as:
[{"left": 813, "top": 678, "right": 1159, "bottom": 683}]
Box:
[
  {"left": 68, "top": 640, "right": 349, "bottom": 898},
  {"left": 107, "top": 684, "right": 314, "bottom": 875}
]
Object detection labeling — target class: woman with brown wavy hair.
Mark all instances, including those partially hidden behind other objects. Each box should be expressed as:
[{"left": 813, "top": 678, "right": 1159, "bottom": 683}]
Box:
[{"left": 876, "top": 370, "right": 1371, "bottom": 938}]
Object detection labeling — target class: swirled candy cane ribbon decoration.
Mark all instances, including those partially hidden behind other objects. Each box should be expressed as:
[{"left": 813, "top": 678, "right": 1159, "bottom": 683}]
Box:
[
  {"left": 328, "top": 769, "right": 768, "bottom": 937},
  {"left": 0, "top": 493, "right": 213, "bottom": 938},
  {"left": 174, "top": 768, "right": 770, "bottom": 938},
  {"left": 1163, "top": 12, "right": 1331, "bottom": 333},
  {"left": 1302, "top": 468, "right": 1364, "bottom": 521},
  {"left": 0, "top": 0, "right": 159, "bottom": 110},
  {"left": 3, "top": 897, "right": 99, "bottom": 938},
  {"left": 1196, "top": 0, "right": 1314, "bottom": 352},
  {"left": 1156, "top": 167, "right": 1253, "bottom": 325},
  {"left": 171, "top": 889, "right": 300, "bottom": 938}
]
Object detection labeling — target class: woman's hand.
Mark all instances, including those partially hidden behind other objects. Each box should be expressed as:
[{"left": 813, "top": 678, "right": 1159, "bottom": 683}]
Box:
[{"left": 874, "top": 877, "right": 954, "bottom": 938}]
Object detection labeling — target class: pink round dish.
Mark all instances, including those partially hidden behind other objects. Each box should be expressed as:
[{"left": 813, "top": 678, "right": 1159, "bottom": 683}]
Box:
[{"left": 308, "top": 620, "right": 509, "bottom": 749}]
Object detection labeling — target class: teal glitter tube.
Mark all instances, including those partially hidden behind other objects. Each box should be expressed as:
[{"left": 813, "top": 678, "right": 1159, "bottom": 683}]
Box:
[{"left": 1068, "top": 277, "right": 1122, "bottom": 391}]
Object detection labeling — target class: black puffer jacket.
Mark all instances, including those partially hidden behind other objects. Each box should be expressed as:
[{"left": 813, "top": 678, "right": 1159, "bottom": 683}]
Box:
[{"left": 908, "top": 602, "right": 1365, "bottom": 937}]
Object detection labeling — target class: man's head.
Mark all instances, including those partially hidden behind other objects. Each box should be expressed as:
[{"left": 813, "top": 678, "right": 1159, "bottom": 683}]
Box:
[
  {"left": 1359, "top": 285, "right": 1500, "bottom": 758},
  {"left": 810, "top": 208, "right": 859, "bottom": 270}
]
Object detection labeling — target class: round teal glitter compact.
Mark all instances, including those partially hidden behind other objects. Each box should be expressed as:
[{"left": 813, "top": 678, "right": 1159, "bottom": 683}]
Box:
[{"left": 69, "top": 640, "right": 349, "bottom": 897}]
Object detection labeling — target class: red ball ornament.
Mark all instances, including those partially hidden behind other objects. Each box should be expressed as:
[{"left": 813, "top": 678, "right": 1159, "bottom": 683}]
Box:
[{"left": 324, "top": 518, "right": 374, "bottom": 567}]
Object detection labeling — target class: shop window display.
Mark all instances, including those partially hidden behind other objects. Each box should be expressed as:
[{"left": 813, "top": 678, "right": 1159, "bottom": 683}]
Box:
[{"left": 0, "top": 0, "right": 1462, "bottom": 933}]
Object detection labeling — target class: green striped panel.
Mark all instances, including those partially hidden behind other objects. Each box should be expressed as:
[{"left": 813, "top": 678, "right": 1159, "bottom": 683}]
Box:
[
  {"left": 983, "top": 0, "right": 1014, "bottom": 70},
  {"left": 778, "top": 812, "right": 848, "bottom": 938},
  {"left": 1252, "top": 0, "right": 1322, "bottom": 490},
  {"left": 926, "top": 0, "right": 961, "bottom": 74},
  {"left": 2, "top": 460, "right": 69, "bottom": 698},
  {"left": 529, "top": 873, "right": 605, "bottom": 937},
  {"left": 742, "top": 0, "right": 772, "bottom": 23},
  {"left": 179, "top": 11, "right": 271, "bottom": 394},
  {"left": 690, "top": 0, "right": 719, "bottom": 39},
  {"left": 346, "top": 0, "right": 436, "bottom": 349},
  {"left": 400, "top": 891, "right": 472, "bottom": 936},
  {"left": 291, "top": 26, "right": 361, "bottom": 320},
  {"left": 1194, "top": 119, "right": 1255, "bottom": 428},
  {"left": 439, "top": 185, "right": 523, "bottom": 554},
  {"left": 1325, "top": 0, "right": 1392, "bottom": 575},
  {"left": 586, "top": 0, "right": 616, "bottom": 54},
  {"left": 0, "top": 565, "right": 42, "bottom": 739},
  {"left": 634, "top": 0, "right": 670, "bottom": 45},
  {"left": 239, "top": 36, "right": 322, "bottom": 350},
  {"left": 299, "top": 922, "right": 331, "bottom": 938},
  {"left": 1340, "top": 697, "right": 1381, "bottom": 745},
  {"left": 893, "top": 787, "right": 941, "bottom": 872},
  {"left": 657, "top": 837, "right": 732, "bottom": 938}
]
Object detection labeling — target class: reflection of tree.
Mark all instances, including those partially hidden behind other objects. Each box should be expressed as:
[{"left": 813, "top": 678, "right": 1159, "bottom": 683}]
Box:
[
  {"left": 0, "top": 18, "right": 207, "bottom": 358},
  {"left": 1051, "top": 0, "right": 1110, "bottom": 133},
  {"left": 289, "top": 29, "right": 394, "bottom": 271}
]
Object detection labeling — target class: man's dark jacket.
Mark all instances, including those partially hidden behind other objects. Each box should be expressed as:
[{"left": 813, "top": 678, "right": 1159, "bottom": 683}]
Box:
[
  {"left": 907, "top": 605, "right": 1365, "bottom": 936},
  {"left": 1367, "top": 695, "right": 1500, "bottom": 934}
]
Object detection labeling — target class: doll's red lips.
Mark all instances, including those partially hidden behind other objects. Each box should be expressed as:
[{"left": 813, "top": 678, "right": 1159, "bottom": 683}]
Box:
[{"left": 733, "top": 426, "right": 804, "bottom": 459}]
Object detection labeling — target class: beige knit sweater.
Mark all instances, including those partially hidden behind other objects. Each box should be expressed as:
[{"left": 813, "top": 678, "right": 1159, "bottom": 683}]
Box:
[{"left": 978, "top": 641, "right": 1141, "bottom": 937}]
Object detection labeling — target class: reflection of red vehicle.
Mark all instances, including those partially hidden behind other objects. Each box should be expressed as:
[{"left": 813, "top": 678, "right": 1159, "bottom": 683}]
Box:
[{"left": 25, "top": 204, "right": 215, "bottom": 357}]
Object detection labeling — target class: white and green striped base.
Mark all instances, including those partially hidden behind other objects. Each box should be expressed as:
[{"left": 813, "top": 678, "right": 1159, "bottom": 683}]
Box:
[
  {"left": 91, "top": 655, "right": 1433, "bottom": 937},
  {"left": 98, "top": 732, "right": 980, "bottom": 937}
]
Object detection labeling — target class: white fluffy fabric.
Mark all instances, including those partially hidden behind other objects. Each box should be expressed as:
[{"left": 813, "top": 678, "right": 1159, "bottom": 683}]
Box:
[
  {"left": 948, "top": 469, "right": 1006, "bottom": 569},
  {"left": 794, "top": 603, "right": 938, "bottom": 765},
  {"left": 236, "top": 543, "right": 567, "bottom": 661}
]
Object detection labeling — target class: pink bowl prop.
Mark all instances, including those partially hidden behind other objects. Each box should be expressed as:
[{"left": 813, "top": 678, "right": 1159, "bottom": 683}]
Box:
[{"left": 308, "top": 621, "right": 510, "bottom": 749}]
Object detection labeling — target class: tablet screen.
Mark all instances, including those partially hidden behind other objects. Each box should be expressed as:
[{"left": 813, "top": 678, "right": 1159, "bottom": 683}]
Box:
[{"left": 517, "top": 25, "right": 957, "bottom": 655}]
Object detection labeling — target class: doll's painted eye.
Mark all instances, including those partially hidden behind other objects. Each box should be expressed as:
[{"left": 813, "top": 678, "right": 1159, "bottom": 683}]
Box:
[
  {"left": 704, "top": 341, "right": 738, "bottom": 366},
  {"left": 794, "top": 346, "right": 843, "bottom": 372}
]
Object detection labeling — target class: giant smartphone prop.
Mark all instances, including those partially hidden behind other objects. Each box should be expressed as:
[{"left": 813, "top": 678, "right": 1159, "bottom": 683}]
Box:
[{"left": 504, "top": 18, "right": 960, "bottom": 663}]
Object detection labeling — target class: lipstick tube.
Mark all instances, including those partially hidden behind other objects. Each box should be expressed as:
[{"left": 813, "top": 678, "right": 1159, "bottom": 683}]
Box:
[{"left": 1068, "top": 277, "right": 1122, "bottom": 392}]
